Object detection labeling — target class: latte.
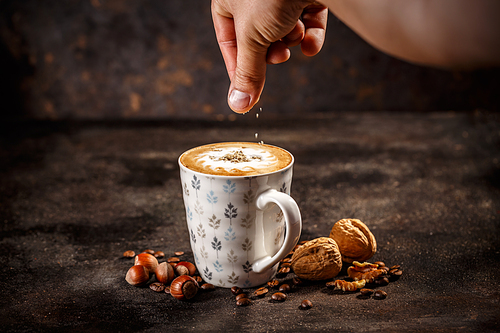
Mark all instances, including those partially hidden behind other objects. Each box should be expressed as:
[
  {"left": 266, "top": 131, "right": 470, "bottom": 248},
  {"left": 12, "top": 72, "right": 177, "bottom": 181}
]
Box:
[{"left": 179, "top": 142, "right": 293, "bottom": 176}]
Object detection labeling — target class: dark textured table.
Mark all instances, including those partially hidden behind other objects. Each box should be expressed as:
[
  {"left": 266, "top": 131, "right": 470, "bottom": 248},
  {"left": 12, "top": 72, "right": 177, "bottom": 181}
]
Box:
[{"left": 1, "top": 111, "right": 499, "bottom": 332}]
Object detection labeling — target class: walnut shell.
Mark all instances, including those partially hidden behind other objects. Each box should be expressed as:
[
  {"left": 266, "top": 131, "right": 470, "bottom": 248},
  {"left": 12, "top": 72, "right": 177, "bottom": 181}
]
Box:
[
  {"left": 291, "top": 237, "right": 342, "bottom": 280},
  {"left": 329, "top": 219, "right": 376, "bottom": 263}
]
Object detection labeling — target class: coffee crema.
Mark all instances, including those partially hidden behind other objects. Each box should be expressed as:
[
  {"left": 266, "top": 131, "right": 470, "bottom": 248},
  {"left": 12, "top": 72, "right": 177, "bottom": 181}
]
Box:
[{"left": 180, "top": 142, "right": 293, "bottom": 176}]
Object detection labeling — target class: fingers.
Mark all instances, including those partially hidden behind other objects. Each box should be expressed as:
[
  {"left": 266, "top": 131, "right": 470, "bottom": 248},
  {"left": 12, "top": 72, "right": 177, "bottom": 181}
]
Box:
[
  {"left": 301, "top": 4, "right": 328, "bottom": 56},
  {"left": 266, "top": 41, "right": 291, "bottom": 65},
  {"left": 211, "top": 0, "right": 327, "bottom": 114},
  {"left": 212, "top": 1, "right": 268, "bottom": 113},
  {"left": 228, "top": 34, "right": 269, "bottom": 113},
  {"left": 282, "top": 20, "right": 305, "bottom": 47},
  {"left": 212, "top": 2, "right": 237, "bottom": 80},
  {"left": 266, "top": 20, "right": 305, "bottom": 65}
]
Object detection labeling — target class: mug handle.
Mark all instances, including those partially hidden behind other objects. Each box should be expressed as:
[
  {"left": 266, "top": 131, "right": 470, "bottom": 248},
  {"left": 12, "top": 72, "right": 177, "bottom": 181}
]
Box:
[{"left": 252, "top": 189, "right": 302, "bottom": 274}]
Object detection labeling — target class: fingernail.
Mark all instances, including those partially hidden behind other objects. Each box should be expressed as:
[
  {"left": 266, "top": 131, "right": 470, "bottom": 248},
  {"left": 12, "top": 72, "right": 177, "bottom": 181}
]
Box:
[{"left": 229, "top": 89, "right": 251, "bottom": 110}]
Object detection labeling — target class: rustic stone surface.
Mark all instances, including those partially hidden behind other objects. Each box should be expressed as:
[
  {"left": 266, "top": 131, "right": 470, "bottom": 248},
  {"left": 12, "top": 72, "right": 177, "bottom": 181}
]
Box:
[{"left": 0, "top": 111, "right": 499, "bottom": 331}]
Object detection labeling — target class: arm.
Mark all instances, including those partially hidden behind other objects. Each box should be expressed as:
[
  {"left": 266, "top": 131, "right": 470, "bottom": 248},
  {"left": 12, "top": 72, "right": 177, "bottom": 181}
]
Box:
[
  {"left": 212, "top": 0, "right": 500, "bottom": 114},
  {"left": 327, "top": 0, "right": 500, "bottom": 69}
]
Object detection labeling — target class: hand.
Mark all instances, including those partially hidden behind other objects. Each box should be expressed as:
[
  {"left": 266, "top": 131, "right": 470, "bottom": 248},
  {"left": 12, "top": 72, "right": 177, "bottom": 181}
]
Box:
[{"left": 212, "top": 0, "right": 328, "bottom": 113}]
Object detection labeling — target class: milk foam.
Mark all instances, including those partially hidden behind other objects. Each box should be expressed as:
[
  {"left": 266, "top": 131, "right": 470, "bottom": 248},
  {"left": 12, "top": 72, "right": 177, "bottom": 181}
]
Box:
[{"left": 180, "top": 142, "right": 292, "bottom": 176}]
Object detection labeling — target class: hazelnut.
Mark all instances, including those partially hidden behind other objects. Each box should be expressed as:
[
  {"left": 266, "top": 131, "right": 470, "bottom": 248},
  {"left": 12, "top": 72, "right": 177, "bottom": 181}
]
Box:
[
  {"left": 291, "top": 237, "right": 342, "bottom": 280},
  {"left": 125, "top": 265, "right": 150, "bottom": 286},
  {"left": 154, "top": 262, "right": 175, "bottom": 284},
  {"left": 329, "top": 219, "right": 377, "bottom": 263},
  {"left": 134, "top": 253, "right": 158, "bottom": 274},
  {"left": 174, "top": 261, "right": 196, "bottom": 276},
  {"left": 170, "top": 275, "right": 199, "bottom": 300}
]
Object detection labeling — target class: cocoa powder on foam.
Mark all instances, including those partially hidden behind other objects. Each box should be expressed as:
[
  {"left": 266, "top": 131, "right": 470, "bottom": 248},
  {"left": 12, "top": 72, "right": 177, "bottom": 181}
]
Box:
[{"left": 180, "top": 142, "right": 292, "bottom": 176}]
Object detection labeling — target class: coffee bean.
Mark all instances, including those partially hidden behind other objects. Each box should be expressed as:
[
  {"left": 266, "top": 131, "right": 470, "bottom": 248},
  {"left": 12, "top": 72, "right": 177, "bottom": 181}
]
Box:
[
  {"left": 325, "top": 281, "right": 336, "bottom": 289},
  {"left": 150, "top": 282, "right": 165, "bottom": 292},
  {"left": 236, "top": 298, "right": 251, "bottom": 306},
  {"left": 267, "top": 279, "right": 279, "bottom": 288},
  {"left": 360, "top": 288, "right": 373, "bottom": 296},
  {"left": 154, "top": 251, "right": 165, "bottom": 258},
  {"left": 292, "top": 277, "right": 303, "bottom": 286},
  {"left": 174, "top": 251, "right": 184, "bottom": 256},
  {"left": 281, "top": 258, "right": 292, "bottom": 263},
  {"left": 390, "top": 268, "right": 403, "bottom": 276},
  {"left": 123, "top": 250, "right": 135, "bottom": 258},
  {"left": 194, "top": 276, "right": 203, "bottom": 283},
  {"left": 390, "top": 265, "right": 401, "bottom": 270},
  {"left": 279, "top": 284, "right": 290, "bottom": 293},
  {"left": 164, "top": 286, "right": 171, "bottom": 294},
  {"left": 235, "top": 293, "right": 248, "bottom": 301},
  {"left": 280, "top": 262, "right": 291, "bottom": 268},
  {"left": 201, "top": 283, "right": 215, "bottom": 291},
  {"left": 271, "top": 292, "right": 287, "bottom": 302},
  {"left": 253, "top": 287, "right": 269, "bottom": 297},
  {"left": 143, "top": 249, "right": 155, "bottom": 255},
  {"left": 167, "top": 257, "right": 180, "bottom": 263},
  {"left": 300, "top": 299, "right": 313, "bottom": 310},
  {"left": 231, "top": 286, "right": 243, "bottom": 296},
  {"left": 373, "top": 290, "right": 387, "bottom": 300},
  {"left": 389, "top": 269, "right": 403, "bottom": 281},
  {"left": 375, "top": 277, "right": 390, "bottom": 286},
  {"left": 277, "top": 267, "right": 290, "bottom": 276},
  {"left": 374, "top": 261, "right": 385, "bottom": 267}
]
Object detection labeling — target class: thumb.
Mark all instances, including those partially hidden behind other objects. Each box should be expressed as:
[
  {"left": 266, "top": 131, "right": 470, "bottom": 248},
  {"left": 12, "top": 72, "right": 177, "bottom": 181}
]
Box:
[{"left": 228, "top": 33, "right": 269, "bottom": 114}]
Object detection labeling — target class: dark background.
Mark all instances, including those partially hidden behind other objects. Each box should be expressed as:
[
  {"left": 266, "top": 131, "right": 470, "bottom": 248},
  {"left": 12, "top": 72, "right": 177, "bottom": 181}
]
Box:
[{"left": 1, "top": 0, "right": 499, "bottom": 121}]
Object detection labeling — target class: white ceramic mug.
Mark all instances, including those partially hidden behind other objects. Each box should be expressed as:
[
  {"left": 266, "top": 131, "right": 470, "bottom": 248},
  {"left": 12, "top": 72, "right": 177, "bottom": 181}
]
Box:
[{"left": 178, "top": 144, "right": 302, "bottom": 288}]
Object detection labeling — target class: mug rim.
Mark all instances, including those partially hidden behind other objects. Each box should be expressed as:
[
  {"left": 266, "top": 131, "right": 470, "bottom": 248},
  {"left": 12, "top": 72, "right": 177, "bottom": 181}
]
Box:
[{"left": 178, "top": 141, "right": 295, "bottom": 179}]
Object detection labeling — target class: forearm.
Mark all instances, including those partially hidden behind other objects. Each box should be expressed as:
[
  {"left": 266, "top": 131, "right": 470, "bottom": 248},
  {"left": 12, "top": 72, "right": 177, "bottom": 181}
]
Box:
[{"left": 322, "top": 0, "right": 500, "bottom": 68}]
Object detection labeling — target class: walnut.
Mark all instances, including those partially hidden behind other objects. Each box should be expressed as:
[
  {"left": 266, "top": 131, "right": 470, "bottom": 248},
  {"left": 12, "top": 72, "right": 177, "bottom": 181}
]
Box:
[
  {"left": 291, "top": 237, "right": 342, "bottom": 280},
  {"left": 347, "top": 261, "right": 387, "bottom": 282},
  {"left": 327, "top": 279, "right": 366, "bottom": 292},
  {"left": 329, "top": 218, "right": 376, "bottom": 263}
]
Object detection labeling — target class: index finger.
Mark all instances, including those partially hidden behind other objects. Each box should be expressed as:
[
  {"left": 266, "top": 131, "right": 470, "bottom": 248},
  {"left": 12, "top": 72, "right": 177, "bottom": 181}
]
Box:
[{"left": 212, "top": 2, "right": 237, "bottom": 80}]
